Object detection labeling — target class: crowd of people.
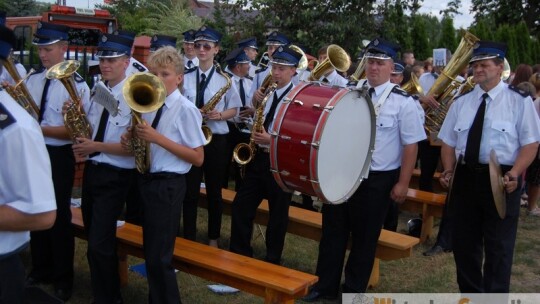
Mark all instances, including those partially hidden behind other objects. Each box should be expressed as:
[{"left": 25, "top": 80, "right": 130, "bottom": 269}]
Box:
[{"left": 1, "top": 8, "right": 540, "bottom": 303}]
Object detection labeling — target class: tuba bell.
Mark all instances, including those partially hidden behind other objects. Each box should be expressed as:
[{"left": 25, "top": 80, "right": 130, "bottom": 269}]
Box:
[
  {"left": 123, "top": 72, "right": 166, "bottom": 173},
  {"left": 46, "top": 60, "right": 93, "bottom": 142},
  {"left": 308, "top": 44, "right": 351, "bottom": 81},
  {"left": 401, "top": 72, "right": 423, "bottom": 95}
]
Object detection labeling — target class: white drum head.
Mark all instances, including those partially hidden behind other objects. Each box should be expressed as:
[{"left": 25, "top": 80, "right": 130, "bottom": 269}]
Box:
[{"left": 315, "top": 90, "right": 374, "bottom": 203}]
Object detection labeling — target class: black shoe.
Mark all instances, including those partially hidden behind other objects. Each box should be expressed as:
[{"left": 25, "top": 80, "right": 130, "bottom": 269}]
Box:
[
  {"left": 301, "top": 290, "right": 337, "bottom": 302},
  {"left": 54, "top": 287, "right": 72, "bottom": 302},
  {"left": 423, "top": 245, "right": 447, "bottom": 256}
]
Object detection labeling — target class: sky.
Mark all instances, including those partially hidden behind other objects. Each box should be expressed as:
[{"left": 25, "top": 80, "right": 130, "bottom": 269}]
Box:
[{"left": 43, "top": 0, "right": 475, "bottom": 28}]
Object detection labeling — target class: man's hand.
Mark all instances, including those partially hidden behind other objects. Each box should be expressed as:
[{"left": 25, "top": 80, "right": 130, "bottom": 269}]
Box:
[
  {"left": 503, "top": 172, "right": 518, "bottom": 193},
  {"left": 439, "top": 169, "right": 453, "bottom": 189},
  {"left": 72, "top": 137, "right": 97, "bottom": 158},
  {"left": 252, "top": 126, "right": 271, "bottom": 146},
  {"left": 252, "top": 87, "right": 266, "bottom": 108},
  {"left": 390, "top": 182, "right": 408, "bottom": 203},
  {"left": 419, "top": 95, "right": 439, "bottom": 109}
]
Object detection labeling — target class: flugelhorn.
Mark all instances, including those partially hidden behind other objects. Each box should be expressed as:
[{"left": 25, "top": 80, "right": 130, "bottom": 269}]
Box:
[
  {"left": 308, "top": 44, "right": 351, "bottom": 81},
  {"left": 1, "top": 56, "right": 40, "bottom": 120},
  {"left": 123, "top": 72, "right": 166, "bottom": 173},
  {"left": 46, "top": 60, "right": 93, "bottom": 142}
]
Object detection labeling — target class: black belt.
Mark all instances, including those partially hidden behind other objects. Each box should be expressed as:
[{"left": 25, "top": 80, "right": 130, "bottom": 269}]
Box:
[
  {"left": 86, "top": 160, "right": 132, "bottom": 172},
  {"left": 142, "top": 172, "right": 184, "bottom": 180},
  {"left": 258, "top": 147, "right": 270, "bottom": 154},
  {"left": 369, "top": 168, "right": 400, "bottom": 176},
  {"left": 460, "top": 163, "right": 489, "bottom": 173}
]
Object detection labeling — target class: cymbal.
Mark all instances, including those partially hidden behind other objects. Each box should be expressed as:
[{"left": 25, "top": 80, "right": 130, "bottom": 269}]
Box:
[{"left": 489, "top": 149, "right": 506, "bottom": 219}]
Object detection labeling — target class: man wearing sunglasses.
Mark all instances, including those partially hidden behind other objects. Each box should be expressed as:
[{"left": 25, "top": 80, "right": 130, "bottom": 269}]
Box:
[{"left": 182, "top": 26, "right": 242, "bottom": 248}]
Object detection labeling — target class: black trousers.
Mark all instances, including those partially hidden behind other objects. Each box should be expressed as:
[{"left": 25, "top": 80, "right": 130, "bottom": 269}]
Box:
[
  {"left": 0, "top": 252, "right": 25, "bottom": 304},
  {"left": 313, "top": 169, "right": 399, "bottom": 295},
  {"left": 183, "top": 134, "right": 228, "bottom": 240},
  {"left": 229, "top": 151, "right": 292, "bottom": 264},
  {"left": 140, "top": 173, "right": 185, "bottom": 304},
  {"left": 418, "top": 140, "right": 441, "bottom": 192},
  {"left": 30, "top": 144, "right": 75, "bottom": 289},
  {"left": 452, "top": 164, "right": 520, "bottom": 293},
  {"left": 81, "top": 161, "right": 134, "bottom": 303}
]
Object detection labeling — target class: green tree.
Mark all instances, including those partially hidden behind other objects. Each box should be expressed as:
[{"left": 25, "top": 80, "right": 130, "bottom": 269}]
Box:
[
  {"left": 495, "top": 24, "right": 518, "bottom": 67},
  {"left": 471, "top": 0, "right": 539, "bottom": 38},
  {"left": 140, "top": 0, "right": 202, "bottom": 42},
  {"left": 438, "top": 16, "right": 457, "bottom": 51},
  {"left": 513, "top": 21, "right": 532, "bottom": 65},
  {"left": 0, "top": 0, "right": 49, "bottom": 17},
  {"left": 410, "top": 14, "right": 430, "bottom": 60}
]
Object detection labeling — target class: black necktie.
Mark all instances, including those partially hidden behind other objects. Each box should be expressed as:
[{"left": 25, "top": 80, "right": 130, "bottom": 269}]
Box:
[
  {"left": 197, "top": 73, "right": 207, "bottom": 109},
  {"left": 239, "top": 78, "right": 246, "bottom": 107},
  {"left": 187, "top": 60, "right": 193, "bottom": 68},
  {"left": 322, "top": 77, "right": 329, "bottom": 83},
  {"left": 38, "top": 78, "right": 51, "bottom": 123},
  {"left": 89, "top": 108, "right": 109, "bottom": 158},
  {"left": 263, "top": 85, "right": 292, "bottom": 131},
  {"left": 151, "top": 105, "right": 164, "bottom": 129},
  {"left": 368, "top": 87, "right": 375, "bottom": 99},
  {"left": 464, "top": 93, "right": 489, "bottom": 165}
]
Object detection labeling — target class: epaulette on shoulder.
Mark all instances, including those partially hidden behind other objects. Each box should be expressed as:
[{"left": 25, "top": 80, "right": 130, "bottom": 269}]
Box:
[
  {"left": 509, "top": 85, "right": 530, "bottom": 98},
  {"left": 245, "top": 75, "right": 253, "bottom": 81},
  {"left": 132, "top": 62, "right": 147, "bottom": 72},
  {"left": 0, "top": 103, "right": 16, "bottom": 130},
  {"left": 255, "top": 66, "right": 267, "bottom": 74},
  {"left": 184, "top": 67, "right": 197, "bottom": 74},
  {"left": 74, "top": 72, "right": 85, "bottom": 83},
  {"left": 391, "top": 86, "right": 410, "bottom": 97}
]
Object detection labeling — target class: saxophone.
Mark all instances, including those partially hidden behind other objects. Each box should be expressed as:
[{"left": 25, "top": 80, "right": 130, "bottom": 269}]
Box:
[
  {"left": 233, "top": 82, "right": 278, "bottom": 165},
  {"left": 200, "top": 61, "right": 232, "bottom": 145},
  {"left": 1, "top": 56, "right": 40, "bottom": 120},
  {"left": 46, "top": 60, "right": 93, "bottom": 142}
]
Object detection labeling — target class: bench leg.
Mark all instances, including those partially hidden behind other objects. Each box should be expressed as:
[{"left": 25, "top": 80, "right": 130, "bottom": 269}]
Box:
[
  {"left": 118, "top": 247, "right": 129, "bottom": 288},
  {"left": 421, "top": 205, "right": 434, "bottom": 243},
  {"left": 368, "top": 258, "right": 380, "bottom": 288},
  {"left": 264, "top": 288, "right": 294, "bottom": 304}
]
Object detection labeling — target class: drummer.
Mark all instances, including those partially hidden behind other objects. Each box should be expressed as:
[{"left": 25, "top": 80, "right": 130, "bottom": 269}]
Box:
[
  {"left": 303, "top": 38, "right": 426, "bottom": 301},
  {"left": 229, "top": 45, "right": 302, "bottom": 265}
]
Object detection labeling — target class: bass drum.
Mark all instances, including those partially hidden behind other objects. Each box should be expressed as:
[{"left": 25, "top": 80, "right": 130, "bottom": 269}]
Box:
[{"left": 270, "top": 82, "right": 375, "bottom": 204}]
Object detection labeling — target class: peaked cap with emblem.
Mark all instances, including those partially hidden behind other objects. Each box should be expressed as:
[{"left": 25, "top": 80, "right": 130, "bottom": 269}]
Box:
[
  {"left": 270, "top": 45, "right": 302, "bottom": 67},
  {"left": 150, "top": 34, "right": 177, "bottom": 52},
  {"left": 32, "top": 22, "right": 69, "bottom": 46},
  {"left": 237, "top": 37, "right": 258, "bottom": 50},
  {"left": 266, "top": 31, "right": 290, "bottom": 46},
  {"left": 365, "top": 38, "right": 400, "bottom": 60},
  {"left": 469, "top": 41, "right": 507, "bottom": 63},
  {"left": 97, "top": 34, "right": 133, "bottom": 58},
  {"left": 194, "top": 26, "right": 222, "bottom": 43},
  {"left": 182, "top": 29, "right": 196, "bottom": 43}
]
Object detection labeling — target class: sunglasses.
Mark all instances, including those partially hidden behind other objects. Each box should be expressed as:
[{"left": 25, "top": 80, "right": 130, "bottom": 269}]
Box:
[{"left": 194, "top": 43, "right": 214, "bottom": 51}]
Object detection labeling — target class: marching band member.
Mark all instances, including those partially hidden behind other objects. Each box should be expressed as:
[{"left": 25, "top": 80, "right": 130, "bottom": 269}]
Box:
[
  {"left": 121, "top": 46, "right": 205, "bottom": 304},
  {"left": 229, "top": 45, "right": 302, "bottom": 265},
  {"left": 113, "top": 29, "right": 148, "bottom": 75},
  {"left": 0, "top": 25, "right": 56, "bottom": 304},
  {"left": 74, "top": 34, "right": 136, "bottom": 303},
  {"left": 25, "top": 21, "right": 90, "bottom": 301},
  {"left": 249, "top": 31, "right": 290, "bottom": 106},
  {"left": 305, "top": 44, "right": 348, "bottom": 87},
  {"left": 182, "top": 26, "right": 241, "bottom": 247},
  {"left": 237, "top": 37, "right": 259, "bottom": 78},
  {"left": 224, "top": 47, "right": 253, "bottom": 191},
  {"left": 304, "top": 38, "right": 426, "bottom": 300},
  {"left": 182, "top": 29, "right": 198, "bottom": 70},
  {"left": 438, "top": 41, "right": 540, "bottom": 292}
]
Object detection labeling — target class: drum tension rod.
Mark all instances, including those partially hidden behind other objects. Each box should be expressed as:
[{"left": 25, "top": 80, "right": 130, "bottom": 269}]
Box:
[{"left": 293, "top": 100, "right": 304, "bottom": 106}]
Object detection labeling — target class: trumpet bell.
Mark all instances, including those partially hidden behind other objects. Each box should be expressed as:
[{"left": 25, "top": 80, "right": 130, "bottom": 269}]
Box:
[
  {"left": 46, "top": 60, "right": 81, "bottom": 80},
  {"left": 123, "top": 72, "right": 167, "bottom": 114},
  {"left": 309, "top": 44, "right": 351, "bottom": 81},
  {"left": 233, "top": 142, "right": 253, "bottom": 165}
]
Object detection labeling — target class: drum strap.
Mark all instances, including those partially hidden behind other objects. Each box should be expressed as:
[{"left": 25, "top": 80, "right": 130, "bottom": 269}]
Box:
[{"left": 371, "top": 83, "right": 397, "bottom": 117}]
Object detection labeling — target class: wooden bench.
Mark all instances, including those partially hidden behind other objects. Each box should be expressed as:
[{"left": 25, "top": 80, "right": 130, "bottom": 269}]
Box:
[
  {"left": 400, "top": 188, "right": 447, "bottom": 243},
  {"left": 71, "top": 207, "right": 318, "bottom": 303},
  {"left": 409, "top": 168, "right": 445, "bottom": 193},
  {"left": 199, "top": 188, "right": 420, "bottom": 288}
]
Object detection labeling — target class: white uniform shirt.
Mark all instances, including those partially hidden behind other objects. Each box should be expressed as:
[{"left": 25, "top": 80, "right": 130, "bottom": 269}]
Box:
[
  {"left": 438, "top": 81, "right": 540, "bottom": 165},
  {"left": 183, "top": 66, "right": 242, "bottom": 134},
  {"left": 26, "top": 67, "right": 91, "bottom": 146},
  {"left": 184, "top": 56, "right": 199, "bottom": 70},
  {"left": 86, "top": 79, "right": 135, "bottom": 169},
  {"left": 315, "top": 70, "right": 348, "bottom": 87},
  {"left": 125, "top": 57, "right": 148, "bottom": 77},
  {"left": 0, "top": 92, "right": 56, "bottom": 255},
  {"left": 142, "top": 89, "right": 206, "bottom": 174},
  {"left": 248, "top": 64, "right": 271, "bottom": 105},
  {"left": 0, "top": 62, "right": 27, "bottom": 85},
  {"left": 419, "top": 72, "right": 438, "bottom": 94},
  {"left": 369, "top": 81, "right": 426, "bottom": 171},
  {"left": 248, "top": 62, "right": 257, "bottom": 78}
]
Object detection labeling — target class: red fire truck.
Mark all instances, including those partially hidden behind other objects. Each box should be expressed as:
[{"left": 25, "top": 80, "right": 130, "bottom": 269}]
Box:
[{"left": 6, "top": 5, "right": 118, "bottom": 51}]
